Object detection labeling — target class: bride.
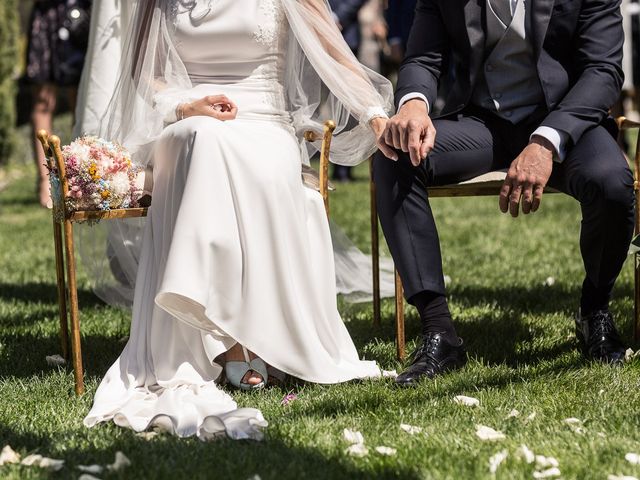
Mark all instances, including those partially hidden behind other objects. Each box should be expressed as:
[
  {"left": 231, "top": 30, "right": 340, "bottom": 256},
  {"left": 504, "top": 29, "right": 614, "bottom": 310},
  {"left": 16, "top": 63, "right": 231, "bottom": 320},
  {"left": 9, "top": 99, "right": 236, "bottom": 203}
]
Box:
[{"left": 82, "top": 0, "right": 393, "bottom": 440}]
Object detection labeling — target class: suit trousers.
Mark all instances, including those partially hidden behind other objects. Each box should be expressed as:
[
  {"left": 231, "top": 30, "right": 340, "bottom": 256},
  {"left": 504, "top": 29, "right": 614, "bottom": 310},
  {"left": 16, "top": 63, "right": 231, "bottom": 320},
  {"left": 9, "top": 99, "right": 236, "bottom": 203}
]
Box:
[{"left": 373, "top": 107, "right": 635, "bottom": 309}]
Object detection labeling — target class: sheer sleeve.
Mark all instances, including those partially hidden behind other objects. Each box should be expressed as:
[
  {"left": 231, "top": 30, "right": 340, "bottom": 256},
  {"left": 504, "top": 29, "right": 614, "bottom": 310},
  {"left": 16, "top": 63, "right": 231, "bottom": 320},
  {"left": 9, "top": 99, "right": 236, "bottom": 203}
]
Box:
[{"left": 282, "top": 0, "right": 394, "bottom": 166}]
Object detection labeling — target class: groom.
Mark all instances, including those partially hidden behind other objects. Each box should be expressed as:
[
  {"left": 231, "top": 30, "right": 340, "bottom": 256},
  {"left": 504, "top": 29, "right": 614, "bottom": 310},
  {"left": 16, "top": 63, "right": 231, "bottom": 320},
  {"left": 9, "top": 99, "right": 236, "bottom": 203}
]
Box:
[{"left": 374, "top": 0, "right": 634, "bottom": 386}]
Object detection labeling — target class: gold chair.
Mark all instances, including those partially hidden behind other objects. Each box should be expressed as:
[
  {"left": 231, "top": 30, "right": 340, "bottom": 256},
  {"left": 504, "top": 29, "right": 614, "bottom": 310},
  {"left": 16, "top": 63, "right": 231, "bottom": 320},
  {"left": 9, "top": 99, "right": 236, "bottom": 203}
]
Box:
[
  {"left": 37, "top": 120, "right": 336, "bottom": 396},
  {"left": 370, "top": 117, "right": 640, "bottom": 360}
]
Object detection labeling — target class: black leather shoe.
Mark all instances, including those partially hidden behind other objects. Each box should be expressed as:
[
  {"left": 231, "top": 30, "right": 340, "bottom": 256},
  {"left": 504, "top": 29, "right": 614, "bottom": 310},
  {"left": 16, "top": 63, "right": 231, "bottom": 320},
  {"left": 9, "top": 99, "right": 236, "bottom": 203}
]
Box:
[
  {"left": 575, "top": 309, "right": 626, "bottom": 363},
  {"left": 395, "top": 333, "right": 467, "bottom": 387}
]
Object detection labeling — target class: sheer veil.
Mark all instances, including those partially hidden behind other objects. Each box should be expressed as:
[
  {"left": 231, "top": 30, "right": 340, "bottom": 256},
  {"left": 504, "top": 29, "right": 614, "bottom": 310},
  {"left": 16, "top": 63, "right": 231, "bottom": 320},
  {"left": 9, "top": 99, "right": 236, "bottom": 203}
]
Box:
[{"left": 75, "top": 0, "right": 396, "bottom": 307}]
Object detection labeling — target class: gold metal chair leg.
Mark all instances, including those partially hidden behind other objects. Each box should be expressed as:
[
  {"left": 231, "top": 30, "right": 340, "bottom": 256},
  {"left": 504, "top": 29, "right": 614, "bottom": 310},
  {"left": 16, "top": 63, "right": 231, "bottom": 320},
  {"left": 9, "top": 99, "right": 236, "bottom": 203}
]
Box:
[
  {"left": 395, "top": 269, "right": 405, "bottom": 360},
  {"left": 63, "top": 219, "right": 85, "bottom": 395},
  {"left": 369, "top": 158, "right": 381, "bottom": 328},
  {"left": 53, "top": 219, "right": 70, "bottom": 359}
]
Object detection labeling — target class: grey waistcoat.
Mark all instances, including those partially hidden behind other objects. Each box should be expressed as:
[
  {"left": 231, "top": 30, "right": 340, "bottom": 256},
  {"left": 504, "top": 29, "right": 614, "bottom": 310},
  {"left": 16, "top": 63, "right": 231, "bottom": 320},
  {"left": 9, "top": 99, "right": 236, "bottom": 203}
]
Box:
[{"left": 470, "top": 0, "right": 545, "bottom": 123}]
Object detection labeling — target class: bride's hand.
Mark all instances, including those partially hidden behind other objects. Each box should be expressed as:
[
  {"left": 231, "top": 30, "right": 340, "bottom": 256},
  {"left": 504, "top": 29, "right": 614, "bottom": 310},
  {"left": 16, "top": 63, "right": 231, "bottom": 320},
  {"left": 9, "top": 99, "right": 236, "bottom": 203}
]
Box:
[
  {"left": 370, "top": 116, "right": 388, "bottom": 146},
  {"left": 178, "top": 95, "right": 238, "bottom": 121}
]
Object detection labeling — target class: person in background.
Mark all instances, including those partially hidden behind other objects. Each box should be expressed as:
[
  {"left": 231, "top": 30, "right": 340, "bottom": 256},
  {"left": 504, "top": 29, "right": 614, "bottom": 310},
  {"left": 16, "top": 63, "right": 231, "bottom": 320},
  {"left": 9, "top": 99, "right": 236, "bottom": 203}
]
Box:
[
  {"left": 25, "top": 0, "right": 91, "bottom": 208},
  {"left": 382, "top": 0, "right": 416, "bottom": 73},
  {"left": 329, "top": 0, "right": 369, "bottom": 182}
]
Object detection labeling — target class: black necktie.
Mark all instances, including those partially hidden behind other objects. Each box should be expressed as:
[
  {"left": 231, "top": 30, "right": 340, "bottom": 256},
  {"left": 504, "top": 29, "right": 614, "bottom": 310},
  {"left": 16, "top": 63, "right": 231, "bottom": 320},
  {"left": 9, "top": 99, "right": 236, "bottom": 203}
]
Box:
[{"left": 489, "top": 0, "right": 513, "bottom": 25}]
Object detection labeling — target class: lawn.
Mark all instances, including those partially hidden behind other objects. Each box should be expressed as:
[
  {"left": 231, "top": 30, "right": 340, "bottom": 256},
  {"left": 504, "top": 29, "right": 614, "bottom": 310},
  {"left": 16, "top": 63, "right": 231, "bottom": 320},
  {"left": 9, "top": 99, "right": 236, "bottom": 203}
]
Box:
[{"left": 0, "top": 115, "right": 639, "bottom": 480}]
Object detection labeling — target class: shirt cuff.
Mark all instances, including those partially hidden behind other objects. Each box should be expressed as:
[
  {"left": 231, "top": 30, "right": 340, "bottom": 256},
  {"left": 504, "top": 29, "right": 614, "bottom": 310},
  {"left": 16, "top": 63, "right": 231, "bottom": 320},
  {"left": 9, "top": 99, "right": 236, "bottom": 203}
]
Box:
[
  {"left": 397, "top": 92, "right": 430, "bottom": 114},
  {"left": 362, "top": 106, "right": 389, "bottom": 125},
  {"left": 530, "top": 126, "right": 569, "bottom": 163}
]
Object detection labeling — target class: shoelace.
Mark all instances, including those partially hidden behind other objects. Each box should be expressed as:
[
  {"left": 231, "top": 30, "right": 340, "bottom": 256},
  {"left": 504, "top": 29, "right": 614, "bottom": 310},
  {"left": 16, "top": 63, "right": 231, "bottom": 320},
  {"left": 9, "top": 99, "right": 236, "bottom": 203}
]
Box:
[
  {"left": 412, "top": 334, "right": 443, "bottom": 367},
  {"left": 588, "top": 312, "right": 621, "bottom": 351}
]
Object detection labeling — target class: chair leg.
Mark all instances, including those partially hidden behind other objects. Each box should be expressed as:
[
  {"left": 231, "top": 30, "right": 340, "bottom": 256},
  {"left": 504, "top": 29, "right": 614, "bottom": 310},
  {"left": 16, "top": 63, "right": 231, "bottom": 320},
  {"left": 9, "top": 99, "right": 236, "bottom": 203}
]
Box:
[
  {"left": 635, "top": 253, "right": 640, "bottom": 341},
  {"left": 369, "top": 158, "right": 381, "bottom": 328},
  {"left": 395, "top": 269, "right": 405, "bottom": 360},
  {"left": 63, "top": 220, "right": 85, "bottom": 395},
  {"left": 53, "top": 219, "right": 70, "bottom": 360}
]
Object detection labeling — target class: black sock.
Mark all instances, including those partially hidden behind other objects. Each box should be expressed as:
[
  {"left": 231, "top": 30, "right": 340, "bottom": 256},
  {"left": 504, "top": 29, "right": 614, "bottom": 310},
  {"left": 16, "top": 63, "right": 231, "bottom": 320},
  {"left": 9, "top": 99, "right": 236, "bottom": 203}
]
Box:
[
  {"left": 410, "top": 290, "right": 458, "bottom": 343},
  {"left": 580, "top": 277, "right": 610, "bottom": 316}
]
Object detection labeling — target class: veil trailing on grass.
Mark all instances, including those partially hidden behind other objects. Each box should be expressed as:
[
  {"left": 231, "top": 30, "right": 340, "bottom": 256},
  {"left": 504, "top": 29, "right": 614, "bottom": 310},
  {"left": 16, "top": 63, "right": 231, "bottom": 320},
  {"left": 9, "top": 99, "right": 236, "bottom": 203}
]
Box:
[{"left": 74, "top": 0, "right": 396, "bottom": 307}]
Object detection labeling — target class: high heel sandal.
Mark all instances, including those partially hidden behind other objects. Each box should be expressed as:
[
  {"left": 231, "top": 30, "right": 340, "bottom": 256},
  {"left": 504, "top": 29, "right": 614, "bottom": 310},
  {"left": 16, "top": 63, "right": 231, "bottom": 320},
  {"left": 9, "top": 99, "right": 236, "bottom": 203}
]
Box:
[{"left": 225, "top": 345, "right": 268, "bottom": 391}]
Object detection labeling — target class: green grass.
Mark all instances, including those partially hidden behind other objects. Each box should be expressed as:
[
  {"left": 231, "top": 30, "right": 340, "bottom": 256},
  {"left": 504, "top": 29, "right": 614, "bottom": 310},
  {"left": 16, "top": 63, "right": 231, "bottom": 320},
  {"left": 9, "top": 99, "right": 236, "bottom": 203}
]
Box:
[{"left": 1, "top": 115, "right": 639, "bottom": 479}]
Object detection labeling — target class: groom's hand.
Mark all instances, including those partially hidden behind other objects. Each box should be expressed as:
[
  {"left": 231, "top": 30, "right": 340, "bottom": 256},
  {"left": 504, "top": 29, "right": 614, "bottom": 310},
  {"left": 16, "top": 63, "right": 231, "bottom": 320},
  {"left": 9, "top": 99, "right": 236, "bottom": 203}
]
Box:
[
  {"left": 378, "top": 99, "right": 436, "bottom": 166},
  {"left": 499, "top": 136, "right": 554, "bottom": 217}
]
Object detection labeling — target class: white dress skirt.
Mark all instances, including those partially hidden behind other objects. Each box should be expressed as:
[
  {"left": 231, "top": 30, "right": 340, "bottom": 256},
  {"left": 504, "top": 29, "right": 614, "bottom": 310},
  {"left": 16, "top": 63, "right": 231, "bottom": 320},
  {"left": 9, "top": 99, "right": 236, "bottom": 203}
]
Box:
[{"left": 84, "top": 0, "right": 381, "bottom": 440}]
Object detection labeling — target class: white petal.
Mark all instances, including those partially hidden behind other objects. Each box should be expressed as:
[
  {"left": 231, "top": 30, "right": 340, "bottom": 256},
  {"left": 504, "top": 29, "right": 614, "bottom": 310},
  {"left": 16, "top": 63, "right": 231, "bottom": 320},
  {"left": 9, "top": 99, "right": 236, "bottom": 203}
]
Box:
[
  {"left": 0, "top": 445, "right": 20, "bottom": 465},
  {"left": 247, "top": 475, "right": 262, "bottom": 480},
  {"left": 563, "top": 417, "right": 582, "bottom": 425},
  {"left": 599, "top": 389, "right": 606, "bottom": 395},
  {"left": 506, "top": 409, "right": 520, "bottom": 419},
  {"left": 533, "top": 467, "right": 561, "bottom": 478},
  {"left": 136, "top": 431, "right": 159, "bottom": 440},
  {"left": 475, "top": 425, "right": 506, "bottom": 441},
  {"left": 454, "top": 395, "right": 480, "bottom": 407},
  {"left": 382, "top": 370, "right": 398, "bottom": 379},
  {"left": 444, "top": 275, "right": 452, "bottom": 286},
  {"left": 21, "top": 454, "right": 65, "bottom": 472},
  {"left": 77, "top": 465, "right": 104, "bottom": 474},
  {"left": 345, "top": 444, "right": 369, "bottom": 457},
  {"left": 488, "top": 449, "right": 508, "bottom": 474},
  {"left": 342, "top": 429, "right": 364, "bottom": 445},
  {"left": 516, "top": 444, "right": 535, "bottom": 464},
  {"left": 78, "top": 475, "right": 102, "bottom": 480},
  {"left": 375, "top": 446, "right": 397, "bottom": 456},
  {"left": 45, "top": 354, "right": 66, "bottom": 366},
  {"left": 106, "top": 451, "right": 131, "bottom": 472},
  {"left": 543, "top": 277, "right": 556, "bottom": 286},
  {"left": 626, "top": 453, "right": 640, "bottom": 465},
  {"left": 526, "top": 412, "right": 537, "bottom": 422},
  {"left": 625, "top": 348, "right": 635, "bottom": 362},
  {"left": 535, "top": 455, "right": 559, "bottom": 468},
  {"left": 400, "top": 424, "right": 423, "bottom": 435},
  {"left": 607, "top": 475, "right": 639, "bottom": 480}
]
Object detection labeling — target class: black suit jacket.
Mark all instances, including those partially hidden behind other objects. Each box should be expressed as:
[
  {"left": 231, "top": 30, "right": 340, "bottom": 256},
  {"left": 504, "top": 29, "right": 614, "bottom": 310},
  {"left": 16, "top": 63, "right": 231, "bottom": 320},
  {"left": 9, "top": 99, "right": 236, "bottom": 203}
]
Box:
[{"left": 396, "top": 0, "right": 624, "bottom": 146}]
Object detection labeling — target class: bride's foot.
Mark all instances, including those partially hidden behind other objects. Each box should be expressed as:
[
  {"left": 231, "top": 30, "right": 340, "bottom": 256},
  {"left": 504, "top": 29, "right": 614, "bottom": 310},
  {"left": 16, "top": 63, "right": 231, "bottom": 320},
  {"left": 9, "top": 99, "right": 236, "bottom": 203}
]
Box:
[{"left": 225, "top": 344, "right": 267, "bottom": 390}]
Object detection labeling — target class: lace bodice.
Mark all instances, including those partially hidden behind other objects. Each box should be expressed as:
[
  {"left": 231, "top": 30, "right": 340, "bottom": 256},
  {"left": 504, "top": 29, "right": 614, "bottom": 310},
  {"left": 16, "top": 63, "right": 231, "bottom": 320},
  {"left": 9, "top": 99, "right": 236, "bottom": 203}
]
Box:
[{"left": 172, "top": 0, "right": 289, "bottom": 120}]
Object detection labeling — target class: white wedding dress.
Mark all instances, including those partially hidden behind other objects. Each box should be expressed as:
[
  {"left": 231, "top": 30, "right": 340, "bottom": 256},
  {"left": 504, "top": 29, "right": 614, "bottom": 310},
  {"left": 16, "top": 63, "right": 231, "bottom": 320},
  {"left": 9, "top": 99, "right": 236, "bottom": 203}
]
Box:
[{"left": 84, "top": 0, "right": 381, "bottom": 441}]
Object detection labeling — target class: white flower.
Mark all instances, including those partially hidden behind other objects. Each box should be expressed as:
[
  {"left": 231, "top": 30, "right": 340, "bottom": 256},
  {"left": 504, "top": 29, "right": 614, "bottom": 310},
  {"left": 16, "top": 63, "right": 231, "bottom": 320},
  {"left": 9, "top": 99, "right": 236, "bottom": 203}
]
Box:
[
  {"left": 343, "top": 429, "right": 364, "bottom": 445},
  {"left": 535, "top": 455, "right": 559, "bottom": 468},
  {"left": 516, "top": 444, "right": 535, "bottom": 464},
  {"left": 45, "top": 354, "right": 66, "bottom": 366},
  {"left": 21, "top": 454, "right": 65, "bottom": 471},
  {"left": 607, "top": 475, "right": 639, "bottom": 480},
  {"left": 475, "top": 425, "right": 505, "bottom": 441},
  {"left": 625, "top": 453, "right": 640, "bottom": 465},
  {"left": 77, "top": 465, "right": 104, "bottom": 474},
  {"left": 400, "top": 424, "right": 423, "bottom": 435},
  {"left": 488, "top": 450, "right": 508, "bottom": 474},
  {"left": 110, "top": 171, "right": 131, "bottom": 197},
  {"left": 106, "top": 452, "right": 131, "bottom": 472},
  {"left": 345, "top": 444, "right": 369, "bottom": 457},
  {"left": 454, "top": 395, "right": 480, "bottom": 407},
  {"left": 506, "top": 409, "right": 520, "bottom": 419},
  {"left": 375, "top": 446, "right": 397, "bottom": 456},
  {"left": 0, "top": 445, "right": 20, "bottom": 465},
  {"left": 543, "top": 277, "right": 555, "bottom": 286},
  {"left": 533, "top": 467, "right": 561, "bottom": 478}
]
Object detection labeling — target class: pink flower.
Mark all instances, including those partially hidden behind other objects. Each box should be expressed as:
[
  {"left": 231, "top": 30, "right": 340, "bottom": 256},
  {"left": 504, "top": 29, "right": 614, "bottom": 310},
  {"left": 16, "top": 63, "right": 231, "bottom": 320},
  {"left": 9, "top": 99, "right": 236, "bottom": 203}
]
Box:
[{"left": 281, "top": 392, "right": 298, "bottom": 406}]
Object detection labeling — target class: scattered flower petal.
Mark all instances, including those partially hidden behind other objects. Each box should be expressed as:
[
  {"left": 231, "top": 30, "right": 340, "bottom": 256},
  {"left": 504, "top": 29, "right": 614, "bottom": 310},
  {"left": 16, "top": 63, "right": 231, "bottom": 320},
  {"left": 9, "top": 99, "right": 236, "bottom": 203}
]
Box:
[
  {"left": 382, "top": 370, "right": 398, "bottom": 379},
  {"left": 599, "top": 389, "right": 606, "bottom": 395},
  {"left": 533, "top": 467, "right": 561, "bottom": 478},
  {"left": 106, "top": 452, "right": 130, "bottom": 472},
  {"left": 444, "top": 275, "right": 452, "bottom": 286},
  {"left": 563, "top": 418, "right": 585, "bottom": 434},
  {"left": 280, "top": 392, "right": 298, "bottom": 406},
  {"left": 0, "top": 445, "right": 20, "bottom": 465},
  {"left": 375, "top": 446, "right": 397, "bottom": 456},
  {"left": 535, "top": 455, "right": 559, "bottom": 468},
  {"left": 475, "top": 425, "right": 506, "bottom": 441},
  {"left": 345, "top": 444, "right": 369, "bottom": 457},
  {"left": 506, "top": 409, "right": 520, "bottom": 419},
  {"left": 77, "top": 465, "right": 104, "bottom": 474},
  {"left": 526, "top": 412, "right": 537, "bottom": 422},
  {"left": 608, "top": 475, "right": 639, "bottom": 480},
  {"left": 626, "top": 453, "right": 640, "bottom": 465},
  {"left": 343, "top": 429, "right": 364, "bottom": 445},
  {"left": 136, "top": 431, "right": 159, "bottom": 441},
  {"left": 21, "top": 454, "right": 65, "bottom": 472},
  {"left": 45, "top": 354, "right": 66, "bottom": 366},
  {"left": 516, "top": 444, "right": 535, "bottom": 464},
  {"left": 454, "top": 395, "right": 480, "bottom": 407},
  {"left": 78, "top": 475, "right": 102, "bottom": 480},
  {"left": 400, "top": 424, "right": 422, "bottom": 435},
  {"left": 625, "top": 349, "right": 640, "bottom": 363},
  {"left": 247, "top": 475, "right": 262, "bottom": 480},
  {"left": 543, "top": 277, "right": 555, "bottom": 287},
  {"left": 489, "top": 449, "right": 508, "bottom": 474}
]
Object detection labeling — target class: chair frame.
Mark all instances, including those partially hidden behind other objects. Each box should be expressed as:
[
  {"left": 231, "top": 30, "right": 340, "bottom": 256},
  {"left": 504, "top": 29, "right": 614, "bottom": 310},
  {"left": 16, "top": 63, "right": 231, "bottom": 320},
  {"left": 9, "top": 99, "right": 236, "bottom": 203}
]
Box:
[
  {"left": 369, "top": 116, "right": 640, "bottom": 360},
  {"left": 37, "top": 120, "right": 336, "bottom": 396}
]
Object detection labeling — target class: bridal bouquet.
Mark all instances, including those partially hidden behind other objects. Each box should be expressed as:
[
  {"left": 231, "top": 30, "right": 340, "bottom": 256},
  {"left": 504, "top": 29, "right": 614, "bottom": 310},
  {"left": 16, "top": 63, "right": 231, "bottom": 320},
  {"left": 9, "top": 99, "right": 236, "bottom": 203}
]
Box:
[{"left": 52, "top": 136, "right": 144, "bottom": 212}]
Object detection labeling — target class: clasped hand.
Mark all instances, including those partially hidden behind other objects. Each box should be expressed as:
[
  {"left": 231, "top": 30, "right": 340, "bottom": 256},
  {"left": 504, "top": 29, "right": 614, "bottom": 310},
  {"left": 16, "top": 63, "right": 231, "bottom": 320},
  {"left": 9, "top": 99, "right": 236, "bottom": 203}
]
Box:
[{"left": 178, "top": 95, "right": 238, "bottom": 121}]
